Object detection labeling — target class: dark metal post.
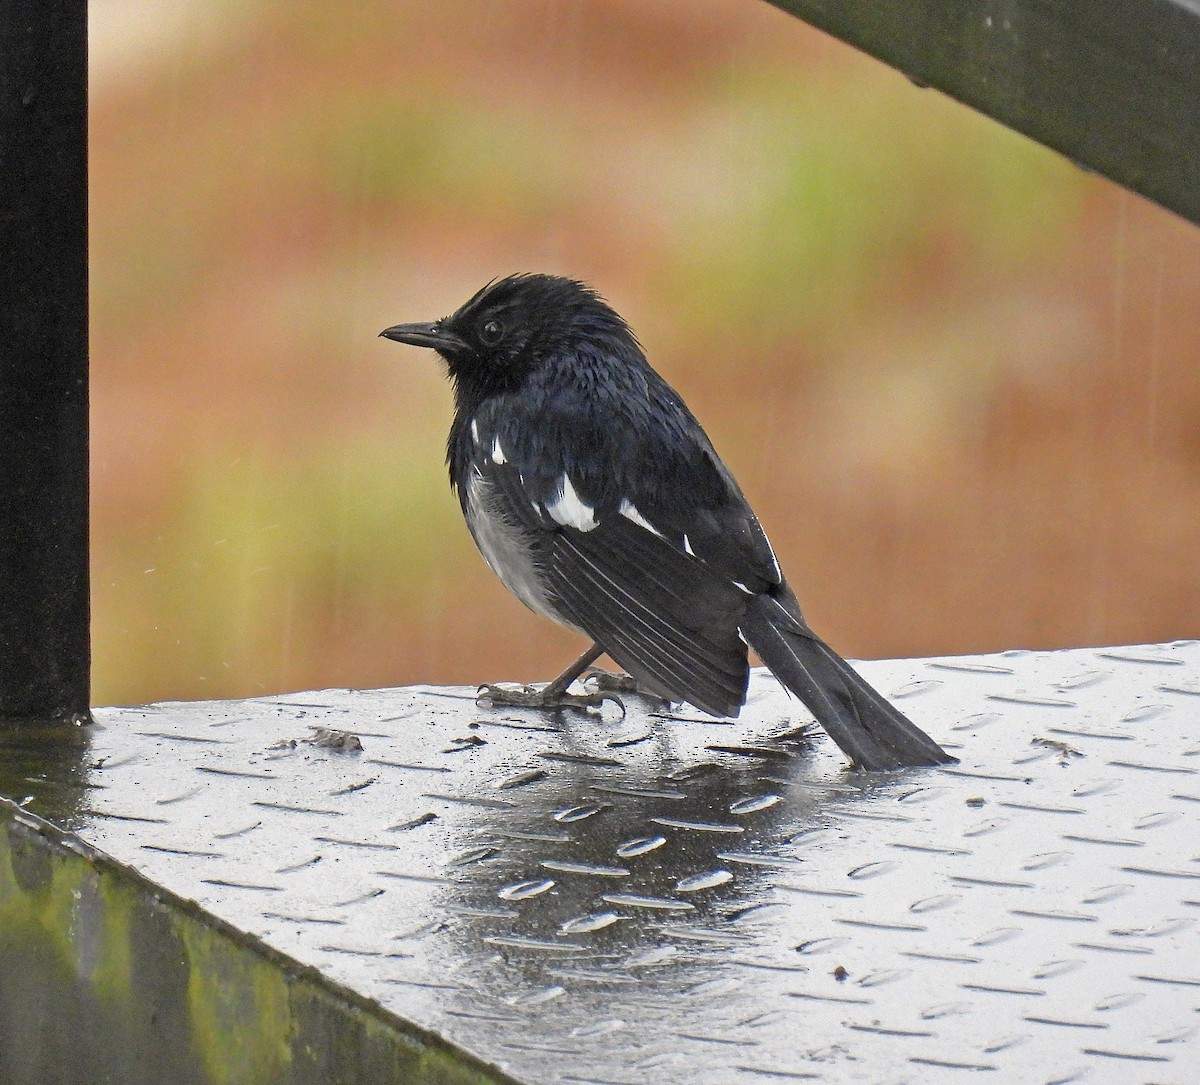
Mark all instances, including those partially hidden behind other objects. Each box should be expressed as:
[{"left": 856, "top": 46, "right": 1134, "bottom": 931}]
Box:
[{"left": 0, "top": 2, "right": 90, "bottom": 723}]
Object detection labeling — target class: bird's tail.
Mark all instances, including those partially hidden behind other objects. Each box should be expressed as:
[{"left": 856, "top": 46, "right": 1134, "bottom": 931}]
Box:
[{"left": 741, "top": 593, "right": 955, "bottom": 771}]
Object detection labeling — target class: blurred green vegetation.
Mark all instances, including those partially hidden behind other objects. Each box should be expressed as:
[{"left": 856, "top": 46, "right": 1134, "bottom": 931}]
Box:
[
  {"left": 90, "top": 0, "right": 1200, "bottom": 706},
  {"left": 658, "top": 70, "right": 1080, "bottom": 349},
  {"left": 93, "top": 433, "right": 460, "bottom": 699}
]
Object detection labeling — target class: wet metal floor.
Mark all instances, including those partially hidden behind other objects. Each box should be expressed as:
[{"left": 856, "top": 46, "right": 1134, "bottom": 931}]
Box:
[{"left": 78, "top": 644, "right": 1200, "bottom": 1083}]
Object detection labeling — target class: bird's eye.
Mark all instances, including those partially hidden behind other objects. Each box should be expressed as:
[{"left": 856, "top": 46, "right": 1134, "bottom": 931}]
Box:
[{"left": 479, "top": 319, "right": 505, "bottom": 345}]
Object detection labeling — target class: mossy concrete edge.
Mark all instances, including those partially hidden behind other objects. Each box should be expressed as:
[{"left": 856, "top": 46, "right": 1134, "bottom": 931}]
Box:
[{"left": 0, "top": 796, "right": 522, "bottom": 1085}]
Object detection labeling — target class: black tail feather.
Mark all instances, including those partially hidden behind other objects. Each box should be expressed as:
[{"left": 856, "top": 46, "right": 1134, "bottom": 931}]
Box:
[{"left": 742, "top": 594, "right": 955, "bottom": 771}]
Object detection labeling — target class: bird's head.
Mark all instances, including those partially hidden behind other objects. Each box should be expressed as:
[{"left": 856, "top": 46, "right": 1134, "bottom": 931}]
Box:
[{"left": 380, "top": 274, "right": 636, "bottom": 399}]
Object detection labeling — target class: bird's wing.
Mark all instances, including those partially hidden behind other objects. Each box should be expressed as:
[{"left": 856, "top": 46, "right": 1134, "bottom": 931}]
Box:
[{"left": 465, "top": 438, "right": 756, "bottom": 716}]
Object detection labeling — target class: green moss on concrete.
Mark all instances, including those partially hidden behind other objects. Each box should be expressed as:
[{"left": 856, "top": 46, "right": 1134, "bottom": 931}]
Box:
[
  {"left": 180, "top": 918, "right": 295, "bottom": 1085},
  {"left": 0, "top": 803, "right": 518, "bottom": 1085},
  {"left": 0, "top": 828, "right": 138, "bottom": 1009},
  {"left": 93, "top": 874, "right": 137, "bottom": 1005}
]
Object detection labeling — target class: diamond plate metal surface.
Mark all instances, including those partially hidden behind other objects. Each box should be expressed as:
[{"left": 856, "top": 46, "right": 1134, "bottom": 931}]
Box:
[{"left": 80, "top": 643, "right": 1200, "bottom": 1084}]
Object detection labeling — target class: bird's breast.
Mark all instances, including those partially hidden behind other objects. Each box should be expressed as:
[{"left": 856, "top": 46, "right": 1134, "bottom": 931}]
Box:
[{"left": 462, "top": 470, "right": 578, "bottom": 632}]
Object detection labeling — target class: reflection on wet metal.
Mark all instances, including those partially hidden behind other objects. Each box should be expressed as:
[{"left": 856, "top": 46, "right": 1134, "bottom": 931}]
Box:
[
  {"left": 31, "top": 644, "right": 1200, "bottom": 1082},
  {"left": 0, "top": 720, "right": 92, "bottom": 828}
]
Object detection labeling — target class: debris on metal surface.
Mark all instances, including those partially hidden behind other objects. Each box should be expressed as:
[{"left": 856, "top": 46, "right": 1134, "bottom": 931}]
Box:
[{"left": 62, "top": 644, "right": 1200, "bottom": 1081}]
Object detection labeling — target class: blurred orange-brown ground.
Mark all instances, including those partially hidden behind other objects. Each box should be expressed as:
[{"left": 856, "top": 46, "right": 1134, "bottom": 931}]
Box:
[{"left": 89, "top": 0, "right": 1200, "bottom": 706}]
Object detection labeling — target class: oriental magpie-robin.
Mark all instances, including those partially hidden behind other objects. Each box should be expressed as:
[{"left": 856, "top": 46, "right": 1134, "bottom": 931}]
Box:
[{"left": 381, "top": 274, "right": 953, "bottom": 770}]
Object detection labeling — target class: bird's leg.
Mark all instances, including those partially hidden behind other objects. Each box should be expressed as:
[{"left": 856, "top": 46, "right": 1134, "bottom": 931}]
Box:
[
  {"left": 540, "top": 643, "right": 605, "bottom": 700},
  {"left": 477, "top": 644, "right": 625, "bottom": 714}
]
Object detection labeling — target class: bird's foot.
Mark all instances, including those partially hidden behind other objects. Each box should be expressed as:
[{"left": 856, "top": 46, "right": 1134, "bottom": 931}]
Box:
[
  {"left": 580, "top": 668, "right": 672, "bottom": 708},
  {"left": 476, "top": 681, "right": 626, "bottom": 717},
  {"left": 579, "top": 667, "right": 640, "bottom": 694}
]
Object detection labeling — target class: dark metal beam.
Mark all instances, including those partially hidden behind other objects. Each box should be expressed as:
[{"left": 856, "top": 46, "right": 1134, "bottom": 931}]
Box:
[
  {"left": 0, "top": 2, "right": 90, "bottom": 723},
  {"left": 767, "top": 0, "right": 1200, "bottom": 226}
]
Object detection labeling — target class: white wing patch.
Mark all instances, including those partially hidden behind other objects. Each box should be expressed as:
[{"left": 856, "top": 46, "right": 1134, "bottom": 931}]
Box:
[
  {"left": 618, "top": 499, "right": 663, "bottom": 539},
  {"left": 470, "top": 418, "right": 480, "bottom": 446},
  {"left": 763, "top": 533, "right": 781, "bottom": 581},
  {"left": 491, "top": 437, "right": 507, "bottom": 465},
  {"left": 546, "top": 474, "right": 598, "bottom": 532}
]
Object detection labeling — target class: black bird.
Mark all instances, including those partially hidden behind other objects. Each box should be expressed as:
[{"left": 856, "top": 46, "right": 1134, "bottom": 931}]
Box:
[{"left": 381, "top": 275, "right": 953, "bottom": 771}]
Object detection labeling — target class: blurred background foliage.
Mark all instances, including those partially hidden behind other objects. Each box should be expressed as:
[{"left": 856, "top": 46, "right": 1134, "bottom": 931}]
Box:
[{"left": 90, "top": 0, "right": 1200, "bottom": 706}]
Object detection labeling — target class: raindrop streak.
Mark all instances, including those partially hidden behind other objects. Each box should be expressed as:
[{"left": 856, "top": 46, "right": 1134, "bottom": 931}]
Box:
[{"left": 1145, "top": 248, "right": 1166, "bottom": 451}]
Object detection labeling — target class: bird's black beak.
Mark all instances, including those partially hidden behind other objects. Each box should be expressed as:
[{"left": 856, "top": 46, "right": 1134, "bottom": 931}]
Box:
[{"left": 379, "top": 321, "right": 466, "bottom": 354}]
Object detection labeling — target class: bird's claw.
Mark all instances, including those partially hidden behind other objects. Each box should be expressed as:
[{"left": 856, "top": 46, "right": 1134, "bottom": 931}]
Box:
[
  {"left": 476, "top": 682, "right": 626, "bottom": 718},
  {"left": 580, "top": 668, "right": 640, "bottom": 694}
]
